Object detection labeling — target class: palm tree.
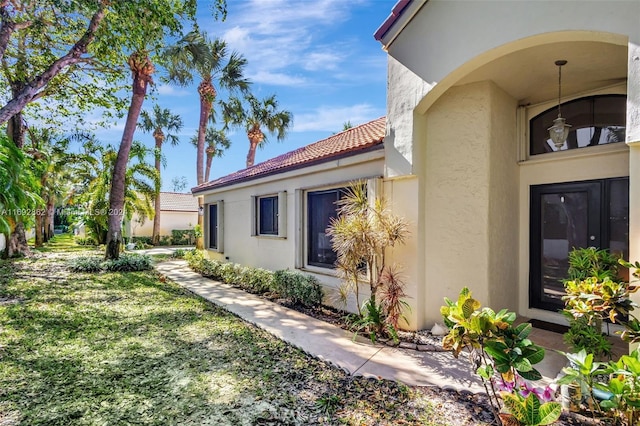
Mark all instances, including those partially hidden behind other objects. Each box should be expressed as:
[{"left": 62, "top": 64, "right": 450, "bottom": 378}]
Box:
[
  {"left": 165, "top": 30, "right": 250, "bottom": 249},
  {"left": 190, "top": 127, "right": 231, "bottom": 183},
  {"left": 106, "top": 50, "right": 154, "bottom": 259},
  {"left": 222, "top": 94, "right": 292, "bottom": 168},
  {"left": 75, "top": 140, "right": 158, "bottom": 245},
  {"left": 139, "top": 104, "right": 183, "bottom": 245}
]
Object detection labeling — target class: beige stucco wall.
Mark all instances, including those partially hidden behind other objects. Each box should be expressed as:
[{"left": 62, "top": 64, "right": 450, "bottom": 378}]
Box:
[
  {"left": 200, "top": 151, "right": 393, "bottom": 321},
  {"left": 379, "top": 0, "right": 640, "bottom": 332},
  {"left": 130, "top": 211, "right": 197, "bottom": 238},
  {"left": 418, "top": 80, "right": 519, "bottom": 327}
]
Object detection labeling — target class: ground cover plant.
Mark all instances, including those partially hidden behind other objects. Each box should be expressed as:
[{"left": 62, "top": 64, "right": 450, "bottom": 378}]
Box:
[{"left": 0, "top": 236, "right": 500, "bottom": 425}]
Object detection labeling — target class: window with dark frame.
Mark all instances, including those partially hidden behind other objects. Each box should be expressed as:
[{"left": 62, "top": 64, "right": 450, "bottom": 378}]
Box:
[
  {"left": 307, "top": 188, "right": 346, "bottom": 269},
  {"left": 530, "top": 94, "right": 626, "bottom": 156},
  {"left": 208, "top": 204, "right": 218, "bottom": 250},
  {"left": 257, "top": 195, "right": 278, "bottom": 235}
]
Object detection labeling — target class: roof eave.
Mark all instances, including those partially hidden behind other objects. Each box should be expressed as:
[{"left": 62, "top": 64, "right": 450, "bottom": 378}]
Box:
[
  {"left": 192, "top": 143, "right": 384, "bottom": 195},
  {"left": 374, "top": 0, "right": 427, "bottom": 50}
]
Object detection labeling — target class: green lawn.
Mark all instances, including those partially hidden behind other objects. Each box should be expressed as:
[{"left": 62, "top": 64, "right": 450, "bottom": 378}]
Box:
[{"left": 0, "top": 236, "right": 473, "bottom": 425}]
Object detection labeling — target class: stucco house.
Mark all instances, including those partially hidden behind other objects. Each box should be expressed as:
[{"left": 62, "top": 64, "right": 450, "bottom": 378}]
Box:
[
  {"left": 127, "top": 192, "right": 198, "bottom": 240},
  {"left": 372, "top": 0, "right": 639, "bottom": 329},
  {"left": 191, "top": 118, "right": 411, "bottom": 316},
  {"left": 193, "top": 0, "right": 640, "bottom": 331}
]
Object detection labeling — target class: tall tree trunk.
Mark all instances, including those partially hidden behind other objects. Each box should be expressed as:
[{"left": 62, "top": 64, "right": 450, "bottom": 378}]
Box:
[
  {"left": 7, "top": 221, "right": 28, "bottom": 258},
  {"left": 195, "top": 80, "right": 214, "bottom": 250},
  {"left": 35, "top": 210, "right": 44, "bottom": 247},
  {"left": 245, "top": 126, "right": 264, "bottom": 168},
  {"left": 152, "top": 137, "right": 162, "bottom": 245},
  {"left": 105, "top": 52, "right": 153, "bottom": 260},
  {"left": 45, "top": 199, "right": 55, "bottom": 241},
  {"left": 6, "top": 109, "right": 30, "bottom": 256},
  {"left": 204, "top": 152, "right": 213, "bottom": 183}
]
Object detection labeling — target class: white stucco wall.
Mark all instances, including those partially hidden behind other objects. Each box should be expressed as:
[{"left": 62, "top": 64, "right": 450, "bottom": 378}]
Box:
[
  {"left": 200, "top": 151, "right": 387, "bottom": 319},
  {"left": 129, "top": 211, "right": 198, "bottom": 238}
]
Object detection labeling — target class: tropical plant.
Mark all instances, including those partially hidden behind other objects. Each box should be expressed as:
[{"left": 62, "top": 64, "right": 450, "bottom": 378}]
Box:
[
  {"left": 0, "top": 133, "right": 40, "bottom": 257},
  {"left": 500, "top": 392, "right": 562, "bottom": 426},
  {"left": 190, "top": 127, "right": 230, "bottom": 182},
  {"left": 595, "top": 348, "right": 640, "bottom": 425},
  {"left": 221, "top": 93, "right": 292, "bottom": 168},
  {"left": 74, "top": 141, "right": 158, "bottom": 245},
  {"left": 326, "top": 181, "right": 409, "bottom": 315},
  {"left": 557, "top": 349, "right": 604, "bottom": 414},
  {"left": 105, "top": 50, "right": 155, "bottom": 259},
  {"left": 164, "top": 30, "right": 250, "bottom": 249},
  {"left": 139, "top": 104, "right": 183, "bottom": 245},
  {"left": 441, "top": 287, "right": 550, "bottom": 425}
]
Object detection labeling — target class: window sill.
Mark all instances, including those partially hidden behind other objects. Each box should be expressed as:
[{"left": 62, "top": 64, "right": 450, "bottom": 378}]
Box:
[
  {"left": 254, "top": 235, "right": 286, "bottom": 240},
  {"left": 298, "top": 265, "right": 339, "bottom": 278},
  {"left": 520, "top": 143, "right": 628, "bottom": 165}
]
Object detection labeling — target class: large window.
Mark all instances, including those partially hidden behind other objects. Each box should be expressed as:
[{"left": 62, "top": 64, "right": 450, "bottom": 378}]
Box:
[
  {"left": 257, "top": 195, "right": 278, "bottom": 235},
  {"left": 307, "top": 188, "right": 346, "bottom": 268},
  {"left": 530, "top": 95, "right": 626, "bottom": 156}
]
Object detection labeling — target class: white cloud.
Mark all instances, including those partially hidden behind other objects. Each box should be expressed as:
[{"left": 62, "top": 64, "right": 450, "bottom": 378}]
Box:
[
  {"left": 154, "top": 84, "right": 190, "bottom": 97},
  {"left": 292, "top": 103, "right": 384, "bottom": 132},
  {"left": 206, "top": 0, "right": 369, "bottom": 87},
  {"left": 248, "top": 70, "right": 307, "bottom": 86}
]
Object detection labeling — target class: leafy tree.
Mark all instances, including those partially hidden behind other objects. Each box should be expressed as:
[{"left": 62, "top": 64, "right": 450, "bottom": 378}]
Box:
[
  {"left": 25, "top": 127, "right": 77, "bottom": 247},
  {"left": 171, "top": 176, "right": 188, "bottom": 192},
  {"left": 75, "top": 141, "right": 158, "bottom": 245},
  {"left": 0, "top": 133, "right": 39, "bottom": 257},
  {"left": 164, "top": 30, "right": 249, "bottom": 249},
  {"left": 139, "top": 104, "right": 183, "bottom": 245},
  {"left": 190, "top": 127, "right": 231, "bottom": 183},
  {"left": 222, "top": 93, "right": 292, "bottom": 168}
]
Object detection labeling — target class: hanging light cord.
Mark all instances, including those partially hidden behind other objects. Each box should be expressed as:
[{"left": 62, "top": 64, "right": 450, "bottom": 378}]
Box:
[{"left": 557, "top": 63, "right": 562, "bottom": 118}]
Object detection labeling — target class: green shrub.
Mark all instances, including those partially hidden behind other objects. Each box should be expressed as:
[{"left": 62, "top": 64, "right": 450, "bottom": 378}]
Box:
[
  {"left": 170, "top": 229, "right": 195, "bottom": 245},
  {"left": 273, "top": 269, "right": 324, "bottom": 307},
  {"left": 103, "top": 254, "right": 153, "bottom": 272},
  {"left": 131, "top": 236, "right": 153, "bottom": 246},
  {"left": 68, "top": 256, "right": 103, "bottom": 272},
  {"left": 158, "top": 235, "right": 172, "bottom": 246},
  {"left": 241, "top": 267, "right": 274, "bottom": 294},
  {"left": 75, "top": 237, "right": 97, "bottom": 246},
  {"left": 171, "top": 248, "right": 186, "bottom": 259}
]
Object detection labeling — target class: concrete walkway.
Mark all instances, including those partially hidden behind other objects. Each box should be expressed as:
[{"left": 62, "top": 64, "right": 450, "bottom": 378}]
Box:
[{"left": 156, "top": 260, "right": 565, "bottom": 393}]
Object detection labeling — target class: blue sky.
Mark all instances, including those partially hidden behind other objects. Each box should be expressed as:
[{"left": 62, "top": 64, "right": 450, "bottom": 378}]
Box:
[{"left": 98, "top": 0, "right": 394, "bottom": 192}]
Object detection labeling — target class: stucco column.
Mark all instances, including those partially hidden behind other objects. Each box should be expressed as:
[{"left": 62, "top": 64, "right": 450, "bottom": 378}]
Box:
[{"left": 627, "top": 42, "right": 640, "bottom": 353}]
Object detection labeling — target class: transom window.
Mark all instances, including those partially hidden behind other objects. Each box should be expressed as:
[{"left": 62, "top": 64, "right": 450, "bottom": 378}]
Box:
[
  {"left": 307, "top": 188, "right": 347, "bottom": 269},
  {"left": 257, "top": 195, "right": 278, "bottom": 235},
  {"left": 530, "top": 94, "right": 626, "bottom": 156}
]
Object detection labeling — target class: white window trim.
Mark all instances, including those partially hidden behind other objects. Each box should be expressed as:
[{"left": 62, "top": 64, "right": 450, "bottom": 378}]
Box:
[
  {"left": 251, "top": 192, "right": 287, "bottom": 238},
  {"left": 206, "top": 200, "right": 224, "bottom": 253}
]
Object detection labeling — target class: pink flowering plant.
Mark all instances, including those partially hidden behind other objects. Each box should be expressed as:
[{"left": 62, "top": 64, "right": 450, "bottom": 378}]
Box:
[{"left": 441, "top": 287, "right": 561, "bottom": 426}]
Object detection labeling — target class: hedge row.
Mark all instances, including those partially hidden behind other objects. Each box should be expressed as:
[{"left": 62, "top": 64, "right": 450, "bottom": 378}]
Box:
[{"left": 184, "top": 250, "right": 323, "bottom": 308}]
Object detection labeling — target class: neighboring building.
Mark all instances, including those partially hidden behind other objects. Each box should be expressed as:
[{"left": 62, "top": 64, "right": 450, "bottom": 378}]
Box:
[
  {"left": 191, "top": 118, "right": 408, "bottom": 316},
  {"left": 127, "top": 192, "right": 198, "bottom": 239},
  {"left": 373, "top": 0, "right": 639, "bottom": 329}
]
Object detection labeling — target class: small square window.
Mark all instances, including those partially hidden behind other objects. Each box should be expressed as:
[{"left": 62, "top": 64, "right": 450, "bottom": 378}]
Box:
[{"left": 257, "top": 195, "right": 278, "bottom": 235}]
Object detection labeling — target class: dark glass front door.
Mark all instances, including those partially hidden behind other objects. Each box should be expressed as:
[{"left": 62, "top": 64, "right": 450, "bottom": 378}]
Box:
[{"left": 530, "top": 178, "right": 629, "bottom": 311}]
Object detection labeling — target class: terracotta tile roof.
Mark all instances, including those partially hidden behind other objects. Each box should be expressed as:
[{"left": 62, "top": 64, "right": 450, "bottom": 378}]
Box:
[
  {"left": 159, "top": 192, "right": 198, "bottom": 212},
  {"left": 192, "top": 117, "right": 386, "bottom": 194}
]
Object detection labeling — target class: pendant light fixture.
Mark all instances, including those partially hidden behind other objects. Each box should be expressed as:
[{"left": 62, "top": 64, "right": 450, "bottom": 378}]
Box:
[{"left": 547, "top": 60, "right": 571, "bottom": 150}]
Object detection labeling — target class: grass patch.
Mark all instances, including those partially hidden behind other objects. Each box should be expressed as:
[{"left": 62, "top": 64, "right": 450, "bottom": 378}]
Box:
[{"left": 0, "top": 247, "right": 478, "bottom": 425}]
